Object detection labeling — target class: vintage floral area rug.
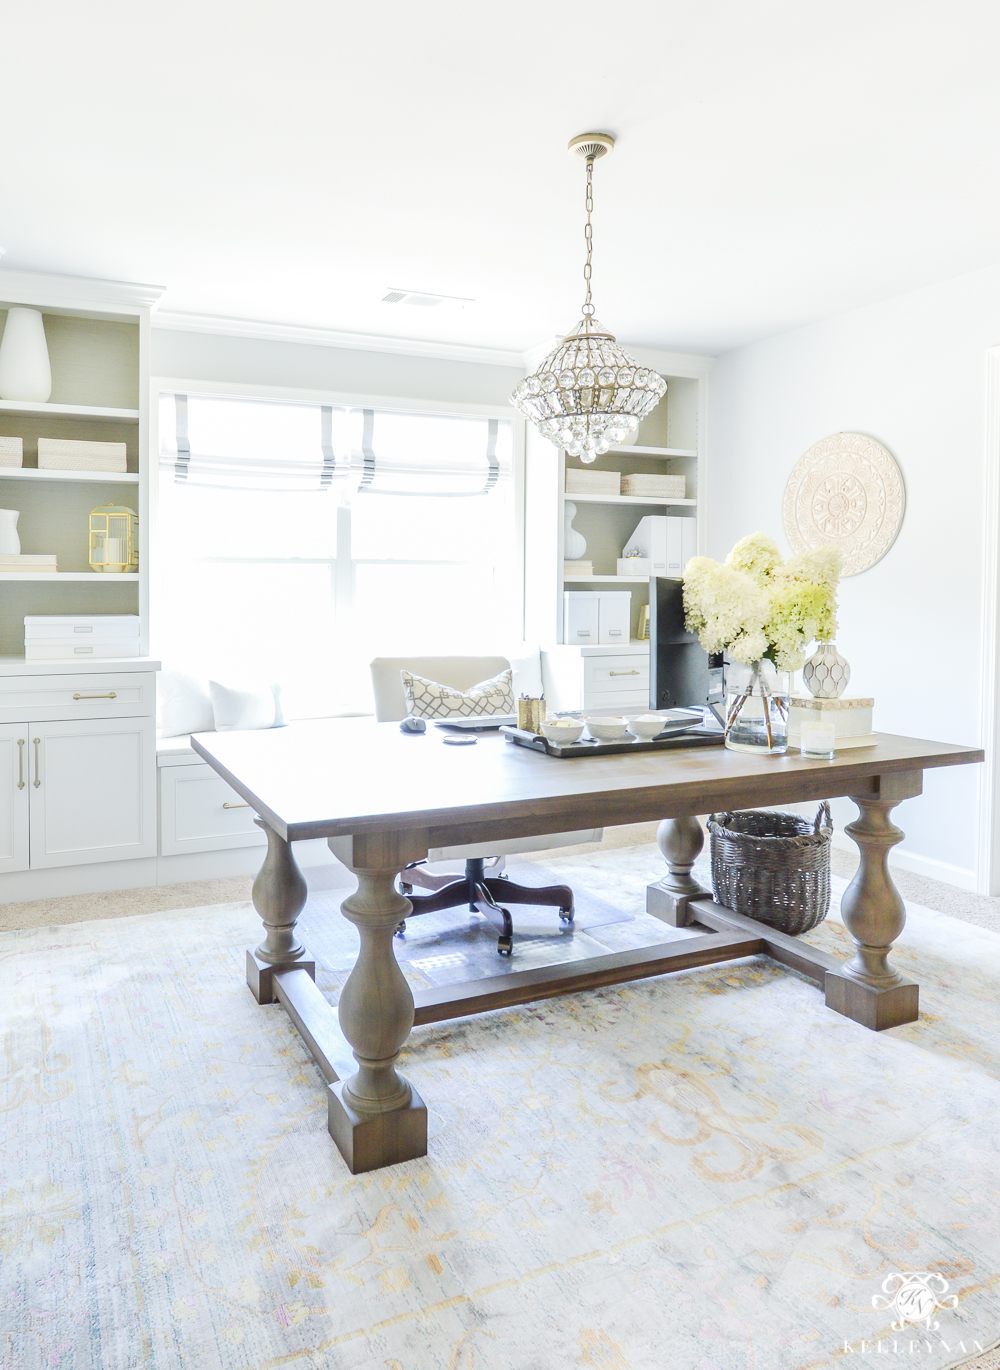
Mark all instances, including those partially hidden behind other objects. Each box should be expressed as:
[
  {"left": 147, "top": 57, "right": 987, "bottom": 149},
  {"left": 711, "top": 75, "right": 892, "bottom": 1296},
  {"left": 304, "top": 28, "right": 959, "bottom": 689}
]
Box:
[{"left": 1, "top": 849, "right": 1000, "bottom": 1370}]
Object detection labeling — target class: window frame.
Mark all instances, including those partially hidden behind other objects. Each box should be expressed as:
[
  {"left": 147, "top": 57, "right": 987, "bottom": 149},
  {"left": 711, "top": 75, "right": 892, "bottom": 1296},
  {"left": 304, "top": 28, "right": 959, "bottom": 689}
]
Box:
[{"left": 148, "top": 375, "right": 527, "bottom": 670}]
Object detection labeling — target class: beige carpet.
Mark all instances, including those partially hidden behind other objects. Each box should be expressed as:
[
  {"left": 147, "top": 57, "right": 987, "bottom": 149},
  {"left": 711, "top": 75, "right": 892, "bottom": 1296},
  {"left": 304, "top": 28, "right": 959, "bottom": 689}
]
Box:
[{"left": 2, "top": 845, "right": 1000, "bottom": 1369}]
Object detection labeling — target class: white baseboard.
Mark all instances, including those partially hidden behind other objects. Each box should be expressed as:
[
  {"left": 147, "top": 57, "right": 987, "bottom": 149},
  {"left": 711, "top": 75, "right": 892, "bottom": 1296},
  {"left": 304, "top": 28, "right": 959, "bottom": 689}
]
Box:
[
  {"left": 0, "top": 838, "right": 341, "bottom": 904},
  {"left": 0, "top": 857, "right": 159, "bottom": 905},
  {"left": 830, "top": 831, "right": 977, "bottom": 892}
]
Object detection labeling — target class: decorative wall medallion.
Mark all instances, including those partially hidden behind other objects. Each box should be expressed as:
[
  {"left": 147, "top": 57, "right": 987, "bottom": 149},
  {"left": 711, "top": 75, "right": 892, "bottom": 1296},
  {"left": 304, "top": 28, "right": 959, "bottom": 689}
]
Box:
[{"left": 782, "top": 432, "right": 905, "bottom": 576}]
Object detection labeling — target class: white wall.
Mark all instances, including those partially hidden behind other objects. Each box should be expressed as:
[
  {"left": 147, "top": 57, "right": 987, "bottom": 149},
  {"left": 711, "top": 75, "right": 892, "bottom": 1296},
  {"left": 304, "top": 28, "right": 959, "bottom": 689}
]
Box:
[
  {"left": 709, "top": 261, "right": 1000, "bottom": 888},
  {"left": 150, "top": 327, "right": 523, "bottom": 407}
]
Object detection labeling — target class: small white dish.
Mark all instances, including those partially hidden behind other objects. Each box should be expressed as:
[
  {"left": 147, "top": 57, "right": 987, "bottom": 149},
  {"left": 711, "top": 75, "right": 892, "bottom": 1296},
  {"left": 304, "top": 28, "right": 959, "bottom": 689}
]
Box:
[
  {"left": 584, "top": 716, "right": 629, "bottom": 742},
  {"left": 625, "top": 715, "right": 666, "bottom": 741},
  {"left": 541, "top": 719, "right": 586, "bottom": 744}
]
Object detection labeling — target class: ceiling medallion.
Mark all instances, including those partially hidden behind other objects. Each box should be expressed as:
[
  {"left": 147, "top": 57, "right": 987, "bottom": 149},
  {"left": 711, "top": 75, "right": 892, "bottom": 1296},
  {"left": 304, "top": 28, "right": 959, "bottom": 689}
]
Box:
[
  {"left": 510, "top": 132, "right": 666, "bottom": 463},
  {"left": 782, "top": 432, "right": 905, "bottom": 577}
]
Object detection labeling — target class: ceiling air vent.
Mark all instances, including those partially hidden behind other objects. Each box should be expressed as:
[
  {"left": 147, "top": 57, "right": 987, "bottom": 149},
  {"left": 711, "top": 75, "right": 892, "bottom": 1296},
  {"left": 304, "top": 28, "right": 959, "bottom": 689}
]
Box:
[{"left": 381, "top": 288, "right": 473, "bottom": 308}]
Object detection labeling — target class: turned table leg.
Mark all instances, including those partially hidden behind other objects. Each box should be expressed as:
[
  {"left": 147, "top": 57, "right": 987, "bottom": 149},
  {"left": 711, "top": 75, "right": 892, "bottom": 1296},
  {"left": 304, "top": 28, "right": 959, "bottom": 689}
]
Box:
[
  {"left": 646, "top": 815, "right": 708, "bottom": 925},
  {"left": 825, "top": 771, "right": 921, "bottom": 1031},
  {"left": 326, "top": 835, "right": 428, "bottom": 1173},
  {"left": 246, "top": 820, "right": 315, "bottom": 1004}
]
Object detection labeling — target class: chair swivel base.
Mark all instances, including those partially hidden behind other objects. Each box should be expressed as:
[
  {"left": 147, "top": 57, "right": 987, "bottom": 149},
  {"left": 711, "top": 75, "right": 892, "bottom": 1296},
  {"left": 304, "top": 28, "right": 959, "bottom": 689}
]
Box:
[{"left": 397, "top": 860, "right": 574, "bottom": 956}]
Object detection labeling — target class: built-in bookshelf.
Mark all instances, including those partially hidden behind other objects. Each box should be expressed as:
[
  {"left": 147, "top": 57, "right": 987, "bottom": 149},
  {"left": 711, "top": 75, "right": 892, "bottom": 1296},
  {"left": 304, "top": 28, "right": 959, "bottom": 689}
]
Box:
[
  {"left": 524, "top": 352, "right": 712, "bottom": 653},
  {"left": 0, "top": 271, "right": 163, "bottom": 657}
]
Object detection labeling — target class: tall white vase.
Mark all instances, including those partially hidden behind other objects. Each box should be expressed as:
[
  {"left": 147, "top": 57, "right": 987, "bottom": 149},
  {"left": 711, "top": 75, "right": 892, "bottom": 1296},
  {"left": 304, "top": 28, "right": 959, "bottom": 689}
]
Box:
[
  {"left": 0, "top": 508, "right": 20, "bottom": 555},
  {"left": 0, "top": 307, "right": 52, "bottom": 402},
  {"left": 564, "top": 501, "right": 587, "bottom": 560}
]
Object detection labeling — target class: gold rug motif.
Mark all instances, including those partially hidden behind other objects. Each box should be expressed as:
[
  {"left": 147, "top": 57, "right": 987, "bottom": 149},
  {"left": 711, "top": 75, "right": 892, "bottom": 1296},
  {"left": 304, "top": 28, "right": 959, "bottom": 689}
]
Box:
[{"left": 1, "top": 849, "right": 999, "bottom": 1369}]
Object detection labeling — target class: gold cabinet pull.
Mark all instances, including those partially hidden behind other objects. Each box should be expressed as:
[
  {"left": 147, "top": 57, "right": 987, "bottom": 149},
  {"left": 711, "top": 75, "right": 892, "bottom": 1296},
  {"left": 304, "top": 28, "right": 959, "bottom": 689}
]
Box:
[
  {"left": 609, "top": 669, "right": 641, "bottom": 676},
  {"left": 72, "top": 692, "right": 116, "bottom": 700},
  {"left": 16, "top": 738, "right": 24, "bottom": 790},
  {"left": 223, "top": 801, "right": 250, "bottom": 809},
  {"left": 33, "top": 738, "right": 41, "bottom": 788}
]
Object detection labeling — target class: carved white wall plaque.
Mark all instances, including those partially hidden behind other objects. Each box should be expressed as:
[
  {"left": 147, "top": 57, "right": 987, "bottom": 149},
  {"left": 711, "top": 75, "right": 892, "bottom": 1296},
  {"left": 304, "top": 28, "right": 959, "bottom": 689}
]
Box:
[{"left": 782, "top": 431, "right": 905, "bottom": 577}]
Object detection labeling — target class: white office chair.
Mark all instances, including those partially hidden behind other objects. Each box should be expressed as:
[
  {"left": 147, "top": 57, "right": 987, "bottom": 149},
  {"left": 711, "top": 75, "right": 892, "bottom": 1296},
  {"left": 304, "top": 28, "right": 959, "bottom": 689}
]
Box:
[{"left": 369, "top": 654, "right": 602, "bottom": 954}]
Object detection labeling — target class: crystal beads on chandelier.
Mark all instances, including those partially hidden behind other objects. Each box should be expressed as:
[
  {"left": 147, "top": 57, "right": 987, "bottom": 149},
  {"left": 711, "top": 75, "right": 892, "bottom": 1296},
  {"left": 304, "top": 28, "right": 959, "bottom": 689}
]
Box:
[
  {"left": 510, "top": 133, "right": 667, "bottom": 462},
  {"left": 511, "top": 316, "right": 667, "bottom": 462}
]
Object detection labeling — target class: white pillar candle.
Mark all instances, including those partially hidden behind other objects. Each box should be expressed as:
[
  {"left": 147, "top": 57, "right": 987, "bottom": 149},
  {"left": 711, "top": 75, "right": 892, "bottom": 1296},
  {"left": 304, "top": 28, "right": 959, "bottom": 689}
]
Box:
[{"left": 800, "top": 720, "right": 836, "bottom": 759}]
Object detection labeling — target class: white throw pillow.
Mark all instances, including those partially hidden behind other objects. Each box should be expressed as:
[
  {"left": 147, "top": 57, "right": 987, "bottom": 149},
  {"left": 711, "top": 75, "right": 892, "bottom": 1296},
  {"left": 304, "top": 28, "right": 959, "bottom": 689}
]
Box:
[
  {"left": 401, "top": 668, "right": 514, "bottom": 719},
  {"left": 157, "top": 670, "right": 215, "bottom": 737},
  {"left": 210, "top": 680, "right": 286, "bottom": 732}
]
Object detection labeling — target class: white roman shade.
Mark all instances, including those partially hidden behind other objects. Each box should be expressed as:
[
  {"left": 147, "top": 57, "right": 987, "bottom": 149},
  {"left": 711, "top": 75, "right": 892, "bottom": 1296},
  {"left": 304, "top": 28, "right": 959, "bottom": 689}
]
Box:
[
  {"left": 159, "top": 392, "right": 512, "bottom": 497},
  {"left": 159, "top": 393, "right": 346, "bottom": 492}
]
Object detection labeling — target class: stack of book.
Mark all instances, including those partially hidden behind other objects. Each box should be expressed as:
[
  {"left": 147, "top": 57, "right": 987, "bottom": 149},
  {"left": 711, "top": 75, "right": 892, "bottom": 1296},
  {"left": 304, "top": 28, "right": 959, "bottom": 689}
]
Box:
[
  {"left": 0, "top": 554, "right": 57, "bottom": 573},
  {"left": 564, "top": 559, "right": 593, "bottom": 576}
]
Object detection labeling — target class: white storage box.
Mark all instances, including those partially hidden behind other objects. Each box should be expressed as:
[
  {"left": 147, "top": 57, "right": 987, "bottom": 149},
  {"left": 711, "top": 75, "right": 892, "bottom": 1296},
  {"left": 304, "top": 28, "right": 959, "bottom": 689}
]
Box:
[
  {"left": 617, "top": 557, "right": 652, "bottom": 577},
  {"left": 627, "top": 514, "right": 697, "bottom": 577},
  {"left": 0, "top": 436, "right": 23, "bottom": 467},
  {"left": 789, "top": 695, "right": 871, "bottom": 750},
  {"left": 621, "top": 472, "right": 686, "bottom": 499},
  {"left": 565, "top": 468, "right": 621, "bottom": 495},
  {"left": 24, "top": 615, "right": 140, "bottom": 640},
  {"left": 38, "top": 438, "right": 128, "bottom": 473},
  {"left": 25, "top": 641, "right": 142, "bottom": 661},
  {"left": 564, "top": 592, "right": 600, "bottom": 644},
  {"left": 597, "top": 591, "right": 631, "bottom": 644},
  {"left": 788, "top": 695, "right": 876, "bottom": 750},
  {"left": 564, "top": 591, "right": 632, "bottom": 646}
]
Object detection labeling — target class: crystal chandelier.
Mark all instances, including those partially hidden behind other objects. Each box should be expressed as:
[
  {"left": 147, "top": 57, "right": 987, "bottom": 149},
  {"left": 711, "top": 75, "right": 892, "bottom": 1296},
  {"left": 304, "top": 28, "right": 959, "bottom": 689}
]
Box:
[{"left": 511, "top": 132, "right": 666, "bottom": 463}]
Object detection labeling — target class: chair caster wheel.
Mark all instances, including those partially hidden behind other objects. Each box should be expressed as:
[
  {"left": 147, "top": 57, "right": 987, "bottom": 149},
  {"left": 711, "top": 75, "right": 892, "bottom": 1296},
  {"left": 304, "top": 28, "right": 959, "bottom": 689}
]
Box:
[
  {"left": 497, "top": 938, "right": 513, "bottom": 956},
  {"left": 395, "top": 920, "right": 406, "bottom": 936},
  {"left": 559, "top": 909, "right": 574, "bottom": 924}
]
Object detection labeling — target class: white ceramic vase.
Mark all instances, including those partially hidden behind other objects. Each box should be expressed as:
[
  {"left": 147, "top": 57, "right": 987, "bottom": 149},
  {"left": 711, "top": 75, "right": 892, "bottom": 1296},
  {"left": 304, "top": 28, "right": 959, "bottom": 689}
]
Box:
[
  {"left": 0, "top": 508, "right": 20, "bottom": 555},
  {"left": 803, "top": 642, "right": 850, "bottom": 699},
  {"left": 564, "top": 501, "right": 587, "bottom": 560},
  {"left": 0, "top": 307, "right": 52, "bottom": 402}
]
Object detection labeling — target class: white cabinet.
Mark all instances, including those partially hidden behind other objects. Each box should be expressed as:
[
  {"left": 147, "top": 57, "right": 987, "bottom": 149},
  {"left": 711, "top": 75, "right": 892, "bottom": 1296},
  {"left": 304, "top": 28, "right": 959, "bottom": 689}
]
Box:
[
  {"left": 0, "top": 725, "right": 29, "bottom": 874},
  {"left": 542, "top": 642, "right": 651, "bottom": 713},
  {"left": 28, "top": 716, "right": 156, "bottom": 868},
  {"left": 159, "top": 759, "right": 266, "bottom": 856},
  {"left": 0, "top": 665, "right": 159, "bottom": 885}
]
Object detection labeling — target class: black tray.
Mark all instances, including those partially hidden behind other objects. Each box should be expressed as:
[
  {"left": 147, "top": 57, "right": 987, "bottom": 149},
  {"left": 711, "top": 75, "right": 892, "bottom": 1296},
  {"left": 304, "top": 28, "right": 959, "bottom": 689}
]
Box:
[{"left": 499, "top": 725, "right": 725, "bottom": 758}]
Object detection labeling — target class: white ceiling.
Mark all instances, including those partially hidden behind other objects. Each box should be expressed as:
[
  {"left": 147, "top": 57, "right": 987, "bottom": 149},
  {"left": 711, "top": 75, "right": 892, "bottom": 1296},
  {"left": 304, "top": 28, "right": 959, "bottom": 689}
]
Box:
[{"left": 3, "top": 1, "right": 1000, "bottom": 358}]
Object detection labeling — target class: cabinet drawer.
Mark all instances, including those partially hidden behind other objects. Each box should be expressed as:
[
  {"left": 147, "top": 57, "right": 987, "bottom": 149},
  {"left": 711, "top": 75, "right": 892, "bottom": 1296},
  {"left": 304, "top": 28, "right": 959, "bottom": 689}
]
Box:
[
  {"left": 583, "top": 686, "right": 650, "bottom": 710},
  {"left": 584, "top": 657, "right": 650, "bottom": 691},
  {"left": 0, "top": 673, "right": 154, "bottom": 724},
  {"left": 159, "top": 762, "right": 267, "bottom": 855}
]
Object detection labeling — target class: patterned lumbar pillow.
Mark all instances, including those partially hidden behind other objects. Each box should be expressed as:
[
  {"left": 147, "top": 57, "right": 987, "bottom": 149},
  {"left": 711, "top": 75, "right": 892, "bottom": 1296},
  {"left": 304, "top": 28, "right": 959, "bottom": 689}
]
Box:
[{"left": 401, "top": 668, "right": 514, "bottom": 719}]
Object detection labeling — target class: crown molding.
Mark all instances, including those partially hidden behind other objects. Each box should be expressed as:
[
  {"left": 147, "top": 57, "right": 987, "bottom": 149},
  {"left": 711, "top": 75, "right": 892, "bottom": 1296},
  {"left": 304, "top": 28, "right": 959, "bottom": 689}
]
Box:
[
  {"left": 0, "top": 268, "right": 165, "bottom": 314},
  {"left": 152, "top": 309, "right": 526, "bottom": 369}
]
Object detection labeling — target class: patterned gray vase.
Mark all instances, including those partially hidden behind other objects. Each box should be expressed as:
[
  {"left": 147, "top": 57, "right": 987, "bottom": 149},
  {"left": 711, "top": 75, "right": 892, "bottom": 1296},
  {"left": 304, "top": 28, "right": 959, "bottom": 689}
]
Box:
[{"left": 803, "top": 642, "right": 850, "bottom": 699}]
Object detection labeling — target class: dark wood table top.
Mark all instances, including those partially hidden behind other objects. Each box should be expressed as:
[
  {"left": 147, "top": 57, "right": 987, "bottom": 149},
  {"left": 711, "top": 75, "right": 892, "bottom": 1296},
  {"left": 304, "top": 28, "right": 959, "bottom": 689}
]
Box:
[{"left": 190, "top": 720, "right": 983, "bottom": 844}]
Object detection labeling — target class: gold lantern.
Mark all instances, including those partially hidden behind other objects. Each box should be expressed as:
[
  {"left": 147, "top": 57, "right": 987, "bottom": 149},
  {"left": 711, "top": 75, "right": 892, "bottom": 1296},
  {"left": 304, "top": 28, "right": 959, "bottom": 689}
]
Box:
[{"left": 89, "top": 504, "right": 139, "bottom": 573}]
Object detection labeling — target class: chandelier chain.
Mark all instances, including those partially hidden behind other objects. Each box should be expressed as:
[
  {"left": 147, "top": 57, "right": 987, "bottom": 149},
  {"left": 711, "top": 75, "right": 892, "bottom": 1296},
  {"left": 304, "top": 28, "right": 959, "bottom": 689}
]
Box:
[{"left": 582, "top": 156, "right": 595, "bottom": 317}]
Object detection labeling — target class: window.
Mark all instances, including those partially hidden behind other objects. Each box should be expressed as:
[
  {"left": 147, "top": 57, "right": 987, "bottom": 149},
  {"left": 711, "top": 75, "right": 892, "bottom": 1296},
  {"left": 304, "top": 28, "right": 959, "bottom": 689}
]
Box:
[{"left": 154, "top": 391, "right": 519, "bottom": 717}]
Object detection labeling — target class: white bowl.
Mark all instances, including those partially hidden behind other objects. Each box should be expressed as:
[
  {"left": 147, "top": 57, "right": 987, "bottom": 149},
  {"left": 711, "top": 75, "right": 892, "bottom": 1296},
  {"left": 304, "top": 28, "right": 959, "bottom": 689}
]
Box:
[
  {"left": 625, "top": 715, "right": 666, "bottom": 741},
  {"left": 541, "top": 719, "right": 585, "bottom": 744},
  {"left": 584, "top": 716, "right": 629, "bottom": 742}
]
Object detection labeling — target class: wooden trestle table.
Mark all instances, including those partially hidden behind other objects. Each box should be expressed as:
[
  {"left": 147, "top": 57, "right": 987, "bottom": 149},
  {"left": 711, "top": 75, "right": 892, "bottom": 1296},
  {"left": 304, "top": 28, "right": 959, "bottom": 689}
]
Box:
[{"left": 192, "top": 720, "right": 982, "bottom": 1175}]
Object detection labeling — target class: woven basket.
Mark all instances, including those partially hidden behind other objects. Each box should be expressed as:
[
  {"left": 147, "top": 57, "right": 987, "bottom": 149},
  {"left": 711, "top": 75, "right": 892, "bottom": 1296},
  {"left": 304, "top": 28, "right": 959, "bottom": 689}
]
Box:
[{"left": 707, "top": 803, "right": 832, "bottom": 935}]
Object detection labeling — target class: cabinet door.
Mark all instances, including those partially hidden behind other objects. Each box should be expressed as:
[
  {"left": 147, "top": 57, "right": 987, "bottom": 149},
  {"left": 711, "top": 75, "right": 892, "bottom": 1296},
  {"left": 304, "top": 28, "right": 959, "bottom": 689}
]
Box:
[
  {"left": 0, "top": 724, "right": 29, "bottom": 874},
  {"left": 28, "top": 716, "right": 156, "bottom": 869}
]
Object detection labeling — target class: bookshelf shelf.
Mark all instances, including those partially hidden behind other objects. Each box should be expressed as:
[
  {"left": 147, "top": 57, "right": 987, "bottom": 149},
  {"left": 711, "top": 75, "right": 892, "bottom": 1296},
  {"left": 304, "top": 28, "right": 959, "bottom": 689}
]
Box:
[
  {"left": 0, "top": 400, "right": 139, "bottom": 423},
  {"left": 0, "top": 572, "right": 139, "bottom": 582},
  {"left": 0, "top": 468, "right": 138, "bottom": 485}
]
